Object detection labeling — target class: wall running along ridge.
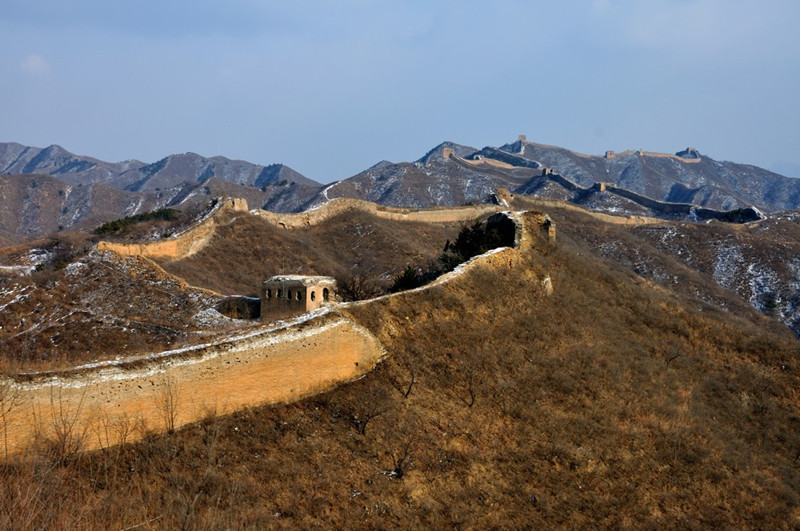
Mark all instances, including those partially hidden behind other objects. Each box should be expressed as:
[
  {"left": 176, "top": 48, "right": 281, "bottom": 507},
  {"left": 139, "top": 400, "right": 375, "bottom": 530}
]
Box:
[
  {"left": 0, "top": 315, "right": 384, "bottom": 456},
  {"left": 97, "top": 197, "right": 507, "bottom": 262},
  {"left": 0, "top": 210, "right": 549, "bottom": 458},
  {"left": 252, "top": 198, "right": 506, "bottom": 229},
  {"left": 95, "top": 197, "right": 248, "bottom": 261}
]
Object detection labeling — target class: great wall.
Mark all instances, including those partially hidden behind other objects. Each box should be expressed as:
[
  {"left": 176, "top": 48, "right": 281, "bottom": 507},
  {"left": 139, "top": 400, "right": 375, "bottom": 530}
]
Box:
[
  {"left": 0, "top": 205, "right": 553, "bottom": 458},
  {"left": 1, "top": 168, "right": 758, "bottom": 457},
  {"left": 446, "top": 146, "right": 763, "bottom": 224},
  {"left": 97, "top": 197, "right": 510, "bottom": 262}
]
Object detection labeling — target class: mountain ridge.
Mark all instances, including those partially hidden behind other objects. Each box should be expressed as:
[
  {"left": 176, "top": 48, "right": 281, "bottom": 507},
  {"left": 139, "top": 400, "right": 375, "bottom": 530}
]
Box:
[{"left": 2, "top": 138, "right": 800, "bottom": 240}]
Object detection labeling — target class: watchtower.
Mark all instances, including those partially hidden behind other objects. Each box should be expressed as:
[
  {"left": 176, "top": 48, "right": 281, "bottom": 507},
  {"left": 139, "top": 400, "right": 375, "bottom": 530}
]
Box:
[{"left": 261, "top": 275, "right": 337, "bottom": 320}]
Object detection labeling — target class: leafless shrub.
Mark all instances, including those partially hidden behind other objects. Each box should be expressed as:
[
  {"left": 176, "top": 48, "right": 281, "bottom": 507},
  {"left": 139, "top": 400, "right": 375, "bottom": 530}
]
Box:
[
  {"left": 385, "top": 439, "right": 414, "bottom": 480},
  {"left": 388, "top": 359, "right": 417, "bottom": 399},
  {"left": 94, "top": 412, "right": 142, "bottom": 453},
  {"left": 156, "top": 376, "right": 180, "bottom": 434},
  {"left": 0, "top": 378, "right": 18, "bottom": 461},
  {"left": 37, "top": 386, "right": 89, "bottom": 465},
  {"left": 334, "top": 386, "right": 392, "bottom": 436},
  {"left": 336, "top": 267, "right": 385, "bottom": 302}
]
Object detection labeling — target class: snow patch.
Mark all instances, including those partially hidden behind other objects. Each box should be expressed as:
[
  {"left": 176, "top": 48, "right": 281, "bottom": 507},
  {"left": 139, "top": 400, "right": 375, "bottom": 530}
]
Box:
[
  {"left": 712, "top": 243, "right": 744, "bottom": 290},
  {"left": 65, "top": 261, "right": 88, "bottom": 276},
  {"left": 193, "top": 307, "right": 234, "bottom": 326}
]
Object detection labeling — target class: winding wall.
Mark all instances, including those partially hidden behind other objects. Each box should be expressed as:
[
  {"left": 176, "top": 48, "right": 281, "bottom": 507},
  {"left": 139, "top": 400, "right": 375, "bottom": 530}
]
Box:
[
  {"left": 252, "top": 198, "right": 505, "bottom": 228},
  {"left": 98, "top": 198, "right": 506, "bottom": 262},
  {"left": 1, "top": 211, "right": 545, "bottom": 458},
  {"left": 0, "top": 314, "right": 383, "bottom": 456},
  {"left": 96, "top": 197, "right": 248, "bottom": 261}
]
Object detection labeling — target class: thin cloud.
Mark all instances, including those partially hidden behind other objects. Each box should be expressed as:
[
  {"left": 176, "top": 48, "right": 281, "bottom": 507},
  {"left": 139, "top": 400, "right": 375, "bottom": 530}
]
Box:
[{"left": 21, "top": 53, "right": 50, "bottom": 77}]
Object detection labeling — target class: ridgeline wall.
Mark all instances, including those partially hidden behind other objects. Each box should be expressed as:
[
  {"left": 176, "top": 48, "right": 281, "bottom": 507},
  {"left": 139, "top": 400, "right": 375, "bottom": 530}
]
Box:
[
  {"left": 0, "top": 315, "right": 383, "bottom": 457},
  {"left": 0, "top": 210, "right": 551, "bottom": 458}
]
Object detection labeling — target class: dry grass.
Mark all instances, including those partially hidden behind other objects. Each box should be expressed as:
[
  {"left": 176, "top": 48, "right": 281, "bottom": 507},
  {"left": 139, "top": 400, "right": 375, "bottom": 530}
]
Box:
[
  {"left": 1, "top": 215, "right": 798, "bottom": 528},
  {"left": 162, "top": 209, "right": 463, "bottom": 296}
]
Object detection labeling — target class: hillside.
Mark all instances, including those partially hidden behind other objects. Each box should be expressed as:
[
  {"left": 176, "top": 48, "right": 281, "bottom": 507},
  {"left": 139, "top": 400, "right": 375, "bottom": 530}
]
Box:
[
  {"left": 513, "top": 196, "right": 800, "bottom": 339},
  {"left": 313, "top": 141, "right": 539, "bottom": 209},
  {"left": 0, "top": 248, "right": 244, "bottom": 371},
  {"left": 0, "top": 200, "right": 469, "bottom": 370},
  {"left": 160, "top": 205, "right": 469, "bottom": 296},
  {"left": 1, "top": 207, "right": 798, "bottom": 528}
]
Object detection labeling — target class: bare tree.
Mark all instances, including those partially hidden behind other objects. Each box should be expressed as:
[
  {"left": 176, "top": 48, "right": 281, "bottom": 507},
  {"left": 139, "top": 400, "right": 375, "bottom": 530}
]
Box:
[
  {"left": 156, "top": 376, "right": 180, "bottom": 434},
  {"left": 336, "top": 386, "right": 392, "bottom": 435},
  {"left": 0, "top": 378, "right": 18, "bottom": 461},
  {"left": 348, "top": 402, "right": 389, "bottom": 435},
  {"left": 389, "top": 361, "right": 417, "bottom": 399},
  {"left": 45, "top": 386, "right": 89, "bottom": 464},
  {"left": 336, "top": 266, "right": 385, "bottom": 302}
]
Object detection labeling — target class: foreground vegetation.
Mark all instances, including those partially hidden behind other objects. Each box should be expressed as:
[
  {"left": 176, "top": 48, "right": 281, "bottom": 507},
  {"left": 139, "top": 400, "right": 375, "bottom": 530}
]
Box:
[{"left": 1, "top": 217, "right": 798, "bottom": 528}]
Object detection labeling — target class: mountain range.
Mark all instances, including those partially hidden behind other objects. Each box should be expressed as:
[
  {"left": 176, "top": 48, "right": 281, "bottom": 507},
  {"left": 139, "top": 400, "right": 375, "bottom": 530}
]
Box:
[{"left": 1, "top": 137, "right": 798, "bottom": 240}]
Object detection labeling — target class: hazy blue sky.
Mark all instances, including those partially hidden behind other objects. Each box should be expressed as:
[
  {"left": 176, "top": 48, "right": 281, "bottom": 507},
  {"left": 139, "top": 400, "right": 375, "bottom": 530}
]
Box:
[{"left": 2, "top": 0, "right": 798, "bottom": 182}]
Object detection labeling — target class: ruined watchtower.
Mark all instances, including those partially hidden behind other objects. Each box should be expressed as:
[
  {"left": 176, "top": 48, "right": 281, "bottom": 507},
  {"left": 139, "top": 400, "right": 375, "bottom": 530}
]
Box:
[{"left": 261, "top": 275, "right": 337, "bottom": 321}]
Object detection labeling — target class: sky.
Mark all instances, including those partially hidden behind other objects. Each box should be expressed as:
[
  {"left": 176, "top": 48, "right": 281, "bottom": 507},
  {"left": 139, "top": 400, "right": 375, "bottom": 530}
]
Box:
[{"left": 1, "top": 0, "right": 799, "bottom": 183}]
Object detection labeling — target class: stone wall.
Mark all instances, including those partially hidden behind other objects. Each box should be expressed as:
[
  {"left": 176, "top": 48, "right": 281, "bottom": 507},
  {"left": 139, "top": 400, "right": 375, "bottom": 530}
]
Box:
[
  {"left": 96, "top": 198, "right": 247, "bottom": 261},
  {"left": 253, "top": 198, "right": 506, "bottom": 229},
  {"left": 0, "top": 315, "right": 383, "bottom": 456},
  {"left": 98, "top": 197, "right": 508, "bottom": 264},
  {"left": 0, "top": 206, "right": 552, "bottom": 458}
]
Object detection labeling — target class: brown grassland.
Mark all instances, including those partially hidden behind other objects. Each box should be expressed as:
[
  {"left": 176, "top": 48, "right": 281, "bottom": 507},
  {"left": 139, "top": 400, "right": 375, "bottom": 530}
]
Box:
[
  {"left": 1, "top": 207, "right": 799, "bottom": 528},
  {"left": 160, "top": 208, "right": 465, "bottom": 296}
]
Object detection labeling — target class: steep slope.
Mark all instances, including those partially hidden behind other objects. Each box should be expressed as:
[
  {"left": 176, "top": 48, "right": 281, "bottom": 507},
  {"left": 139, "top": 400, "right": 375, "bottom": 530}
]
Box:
[
  {"left": 0, "top": 143, "right": 318, "bottom": 191},
  {"left": 2, "top": 209, "right": 798, "bottom": 528},
  {"left": 0, "top": 142, "right": 137, "bottom": 185},
  {"left": 0, "top": 174, "right": 170, "bottom": 237},
  {"left": 0, "top": 250, "right": 238, "bottom": 370},
  {"left": 113, "top": 153, "right": 318, "bottom": 192},
  {"left": 513, "top": 196, "right": 800, "bottom": 339},
  {"left": 0, "top": 143, "right": 321, "bottom": 237},
  {"left": 0, "top": 173, "right": 319, "bottom": 239}
]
